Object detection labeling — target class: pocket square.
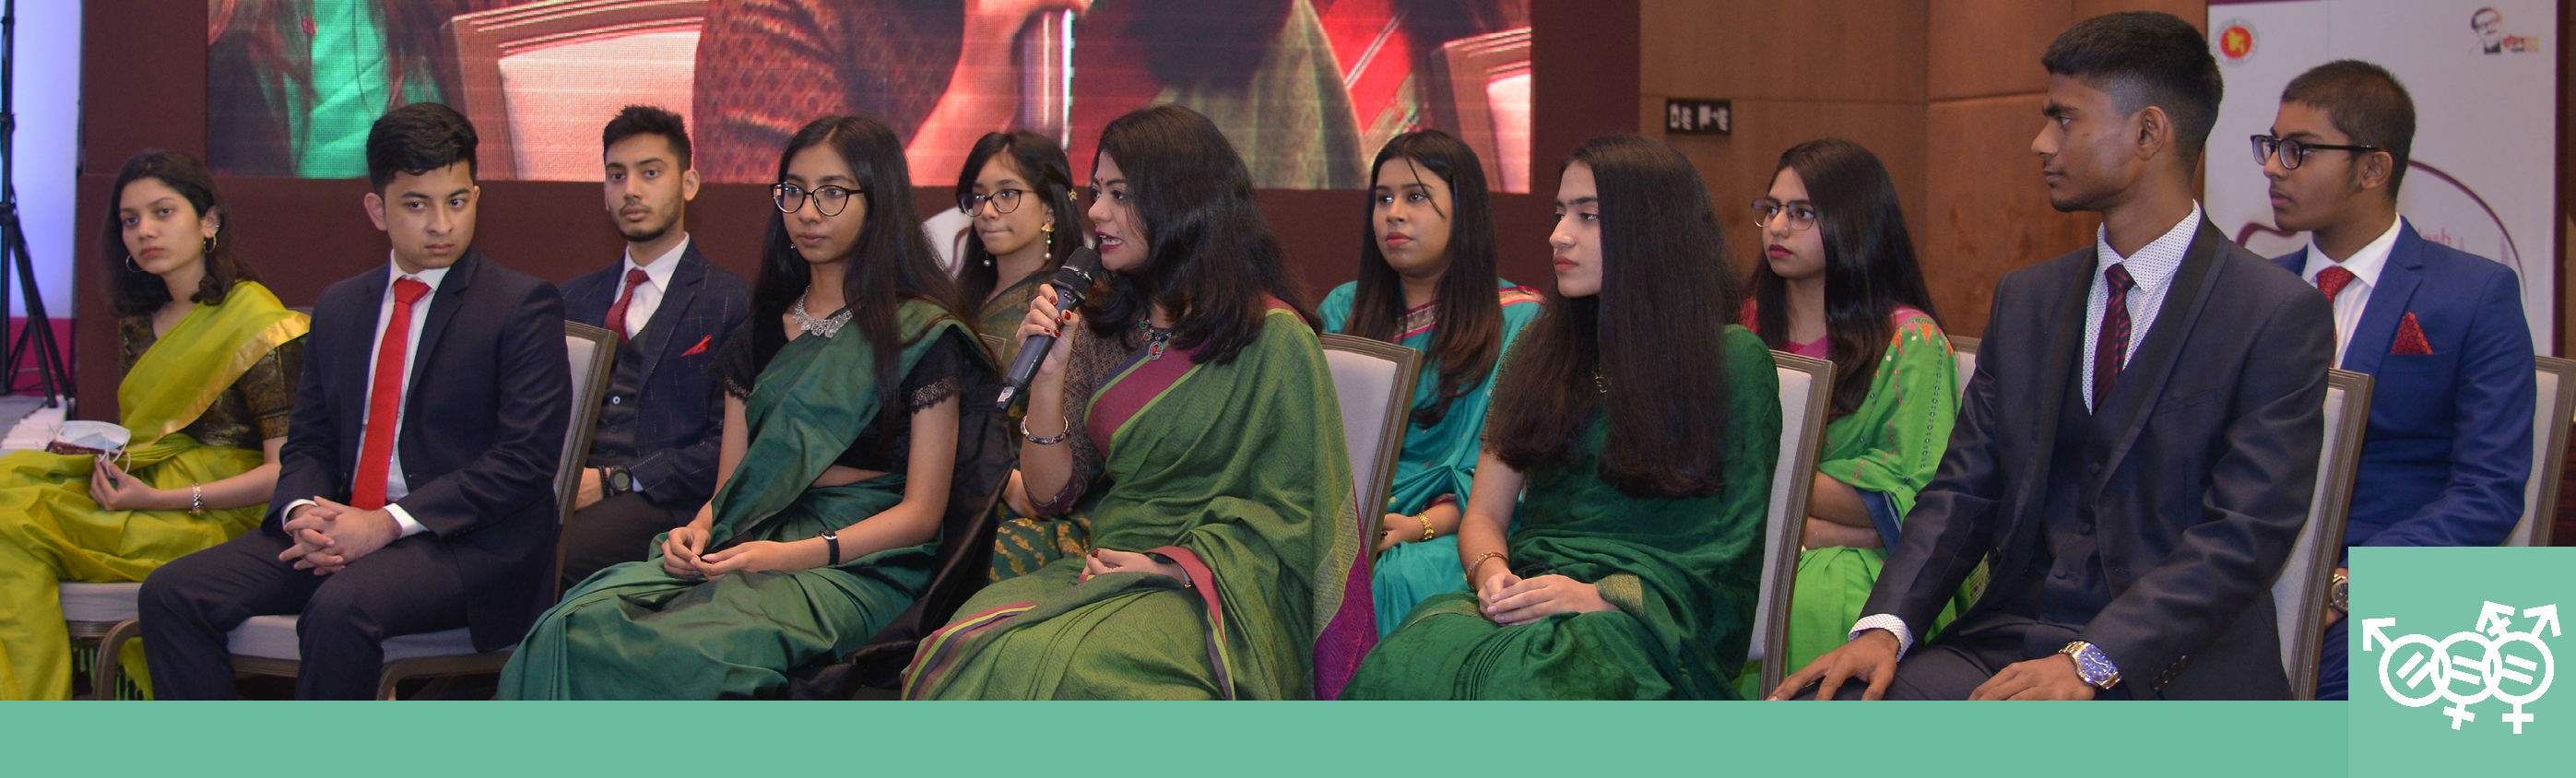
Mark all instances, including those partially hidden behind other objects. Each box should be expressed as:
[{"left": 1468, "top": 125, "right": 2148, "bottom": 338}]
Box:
[
  {"left": 2391, "top": 312, "right": 2432, "bottom": 355},
  {"left": 679, "top": 335, "right": 713, "bottom": 357}
]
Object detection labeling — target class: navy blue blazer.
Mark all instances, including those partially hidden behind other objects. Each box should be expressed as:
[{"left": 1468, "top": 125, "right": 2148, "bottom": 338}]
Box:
[
  {"left": 271, "top": 248, "right": 570, "bottom": 651},
  {"left": 559, "top": 241, "right": 751, "bottom": 519},
  {"left": 1867, "top": 219, "right": 2334, "bottom": 699},
  {"left": 2273, "top": 220, "right": 2535, "bottom": 549}
]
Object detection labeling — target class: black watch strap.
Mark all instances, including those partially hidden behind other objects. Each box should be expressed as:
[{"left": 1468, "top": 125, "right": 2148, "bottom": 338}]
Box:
[{"left": 818, "top": 528, "right": 841, "bottom": 566}]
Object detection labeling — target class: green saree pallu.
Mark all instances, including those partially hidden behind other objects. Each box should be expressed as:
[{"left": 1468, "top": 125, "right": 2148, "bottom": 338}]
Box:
[
  {"left": 1343, "top": 326, "right": 1780, "bottom": 700},
  {"left": 1316, "top": 280, "right": 1546, "bottom": 637},
  {"left": 0, "top": 283, "right": 306, "bottom": 700},
  {"left": 905, "top": 305, "right": 1364, "bottom": 700},
  {"left": 498, "top": 302, "right": 966, "bottom": 700},
  {"left": 984, "top": 269, "right": 1097, "bottom": 581}
]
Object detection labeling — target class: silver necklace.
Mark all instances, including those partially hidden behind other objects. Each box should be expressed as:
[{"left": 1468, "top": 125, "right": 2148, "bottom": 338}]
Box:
[{"left": 791, "top": 287, "right": 853, "bottom": 337}]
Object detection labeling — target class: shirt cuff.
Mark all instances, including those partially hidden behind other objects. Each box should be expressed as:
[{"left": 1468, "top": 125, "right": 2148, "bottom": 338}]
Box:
[
  {"left": 1849, "top": 613, "right": 1915, "bottom": 660},
  {"left": 281, "top": 499, "right": 316, "bottom": 524},
  {"left": 384, "top": 503, "right": 429, "bottom": 537}
]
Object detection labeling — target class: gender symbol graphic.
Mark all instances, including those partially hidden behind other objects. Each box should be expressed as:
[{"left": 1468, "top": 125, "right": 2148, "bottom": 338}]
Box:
[{"left": 2364, "top": 603, "right": 2558, "bottom": 734}]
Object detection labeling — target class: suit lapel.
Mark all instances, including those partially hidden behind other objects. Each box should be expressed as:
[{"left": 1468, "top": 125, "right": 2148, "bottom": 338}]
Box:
[
  {"left": 2343, "top": 221, "right": 2427, "bottom": 375},
  {"left": 2087, "top": 220, "right": 2225, "bottom": 497},
  {"left": 1996, "top": 253, "right": 2097, "bottom": 581},
  {"left": 406, "top": 250, "right": 478, "bottom": 407},
  {"left": 629, "top": 247, "right": 706, "bottom": 383},
  {"left": 339, "top": 264, "right": 395, "bottom": 478}
]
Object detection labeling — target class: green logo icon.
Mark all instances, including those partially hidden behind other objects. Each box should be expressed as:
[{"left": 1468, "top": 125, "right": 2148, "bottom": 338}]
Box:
[{"left": 2360, "top": 603, "right": 2558, "bottom": 733}]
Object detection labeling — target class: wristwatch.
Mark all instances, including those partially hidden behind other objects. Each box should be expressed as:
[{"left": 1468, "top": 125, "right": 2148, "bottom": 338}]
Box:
[
  {"left": 2058, "top": 642, "right": 2121, "bottom": 690},
  {"left": 2330, "top": 570, "right": 2349, "bottom": 614},
  {"left": 602, "top": 466, "right": 634, "bottom": 498}
]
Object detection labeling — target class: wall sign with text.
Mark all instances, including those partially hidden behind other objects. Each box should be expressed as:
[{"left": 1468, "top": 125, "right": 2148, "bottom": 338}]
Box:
[{"left": 1664, "top": 99, "right": 1731, "bottom": 136}]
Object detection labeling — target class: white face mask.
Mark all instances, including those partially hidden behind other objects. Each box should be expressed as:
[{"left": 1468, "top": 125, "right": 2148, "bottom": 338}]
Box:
[{"left": 48, "top": 420, "right": 131, "bottom": 456}]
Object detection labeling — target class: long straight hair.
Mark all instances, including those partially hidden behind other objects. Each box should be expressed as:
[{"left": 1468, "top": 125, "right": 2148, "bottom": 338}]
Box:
[
  {"left": 1486, "top": 135, "right": 1743, "bottom": 499},
  {"left": 1749, "top": 137, "right": 1939, "bottom": 421},
  {"left": 954, "top": 130, "right": 1087, "bottom": 308},
  {"left": 1344, "top": 130, "right": 1504, "bottom": 428},
  {"left": 1083, "top": 104, "right": 1317, "bottom": 363},
  {"left": 100, "top": 149, "right": 262, "bottom": 317},
  {"left": 750, "top": 114, "right": 963, "bottom": 389}
]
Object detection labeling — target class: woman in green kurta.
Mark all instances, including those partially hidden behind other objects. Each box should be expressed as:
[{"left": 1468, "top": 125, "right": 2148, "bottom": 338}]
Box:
[
  {"left": 0, "top": 151, "right": 305, "bottom": 700},
  {"left": 499, "top": 115, "right": 990, "bottom": 700},
  {"left": 1316, "top": 130, "right": 1545, "bottom": 637},
  {"left": 1735, "top": 138, "right": 1970, "bottom": 697},
  {"left": 904, "top": 105, "right": 1366, "bottom": 700},
  {"left": 1345, "top": 134, "right": 1778, "bottom": 700}
]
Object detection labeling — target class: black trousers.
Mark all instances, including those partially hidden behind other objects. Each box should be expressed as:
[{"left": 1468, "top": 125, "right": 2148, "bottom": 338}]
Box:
[
  {"left": 1794, "top": 614, "right": 2132, "bottom": 701},
  {"left": 138, "top": 528, "right": 467, "bottom": 700},
  {"left": 556, "top": 492, "right": 679, "bottom": 591}
]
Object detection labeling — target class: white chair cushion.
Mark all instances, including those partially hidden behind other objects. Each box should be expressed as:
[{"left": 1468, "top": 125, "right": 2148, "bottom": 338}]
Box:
[
  {"left": 58, "top": 581, "right": 141, "bottom": 623},
  {"left": 225, "top": 615, "right": 482, "bottom": 662},
  {"left": 1324, "top": 348, "right": 1402, "bottom": 506}
]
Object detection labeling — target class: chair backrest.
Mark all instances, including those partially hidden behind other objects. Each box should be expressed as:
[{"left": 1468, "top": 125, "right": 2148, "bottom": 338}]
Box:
[
  {"left": 1752, "top": 350, "right": 1833, "bottom": 696},
  {"left": 2273, "top": 369, "right": 2371, "bottom": 699},
  {"left": 552, "top": 323, "right": 618, "bottom": 595},
  {"left": 444, "top": 1, "right": 708, "bottom": 180},
  {"left": 1946, "top": 335, "right": 1979, "bottom": 406},
  {"left": 1426, "top": 28, "right": 1532, "bottom": 192},
  {"left": 2509, "top": 356, "right": 2576, "bottom": 547},
  {"left": 1316, "top": 334, "right": 1424, "bottom": 548}
]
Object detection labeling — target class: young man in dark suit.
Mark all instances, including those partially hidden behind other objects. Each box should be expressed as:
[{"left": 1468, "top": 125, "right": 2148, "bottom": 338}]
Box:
[
  {"left": 555, "top": 105, "right": 750, "bottom": 589},
  {"left": 2260, "top": 60, "right": 2535, "bottom": 701},
  {"left": 1776, "top": 12, "right": 2335, "bottom": 701},
  {"left": 139, "top": 102, "right": 570, "bottom": 700}
]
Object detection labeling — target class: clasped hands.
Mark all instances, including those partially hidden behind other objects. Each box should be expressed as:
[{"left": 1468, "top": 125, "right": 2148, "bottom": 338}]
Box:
[
  {"left": 1077, "top": 548, "right": 1187, "bottom": 584},
  {"left": 1474, "top": 571, "right": 1615, "bottom": 626},
  {"left": 659, "top": 522, "right": 826, "bottom": 579},
  {"left": 277, "top": 499, "right": 402, "bottom": 575},
  {"left": 1768, "top": 629, "right": 2097, "bottom": 701}
]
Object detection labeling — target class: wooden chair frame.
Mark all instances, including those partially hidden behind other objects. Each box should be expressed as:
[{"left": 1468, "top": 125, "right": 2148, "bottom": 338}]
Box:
[
  {"left": 1317, "top": 333, "right": 1424, "bottom": 557},
  {"left": 2277, "top": 369, "right": 2370, "bottom": 700},
  {"left": 1755, "top": 350, "right": 1833, "bottom": 697},
  {"left": 2511, "top": 355, "right": 2576, "bottom": 547}
]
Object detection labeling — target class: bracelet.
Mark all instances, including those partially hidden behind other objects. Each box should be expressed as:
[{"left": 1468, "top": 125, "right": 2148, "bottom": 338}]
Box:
[
  {"left": 188, "top": 484, "right": 205, "bottom": 515},
  {"left": 1465, "top": 551, "right": 1507, "bottom": 576},
  {"left": 1021, "top": 418, "right": 1072, "bottom": 445},
  {"left": 1417, "top": 513, "right": 1436, "bottom": 542}
]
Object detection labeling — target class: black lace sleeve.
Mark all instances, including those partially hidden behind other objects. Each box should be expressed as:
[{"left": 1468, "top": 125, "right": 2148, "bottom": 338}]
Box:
[
  {"left": 900, "top": 330, "right": 974, "bottom": 412},
  {"left": 711, "top": 322, "right": 763, "bottom": 401}
]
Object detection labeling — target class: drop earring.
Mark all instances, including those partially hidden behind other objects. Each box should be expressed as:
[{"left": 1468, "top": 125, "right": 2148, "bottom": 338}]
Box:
[
  {"left": 124, "top": 255, "right": 142, "bottom": 272},
  {"left": 1042, "top": 221, "right": 1055, "bottom": 263}
]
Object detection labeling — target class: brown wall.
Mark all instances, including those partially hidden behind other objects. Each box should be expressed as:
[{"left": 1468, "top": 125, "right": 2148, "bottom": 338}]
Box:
[
  {"left": 72, "top": 0, "right": 1640, "bottom": 420},
  {"left": 1639, "top": 0, "right": 2204, "bottom": 338}
]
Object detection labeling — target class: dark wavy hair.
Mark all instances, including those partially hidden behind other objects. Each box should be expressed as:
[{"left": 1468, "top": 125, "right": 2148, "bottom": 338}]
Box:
[
  {"left": 750, "top": 114, "right": 963, "bottom": 389},
  {"left": 602, "top": 103, "right": 691, "bottom": 170},
  {"left": 1485, "top": 135, "right": 1743, "bottom": 499},
  {"left": 1344, "top": 129, "right": 1504, "bottom": 428},
  {"left": 955, "top": 131, "right": 1088, "bottom": 309},
  {"left": 100, "top": 149, "right": 262, "bottom": 317},
  {"left": 1750, "top": 138, "right": 1939, "bottom": 421},
  {"left": 365, "top": 101, "right": 478, "bottom": 193},
  {"left": 1082, "top": 104, "right": 1317, "bottom": 363}
]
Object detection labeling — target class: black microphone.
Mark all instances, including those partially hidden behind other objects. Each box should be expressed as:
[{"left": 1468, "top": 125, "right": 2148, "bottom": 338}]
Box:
[{"left": 997, "top": 246, "right": 1103, "bottom": 409}]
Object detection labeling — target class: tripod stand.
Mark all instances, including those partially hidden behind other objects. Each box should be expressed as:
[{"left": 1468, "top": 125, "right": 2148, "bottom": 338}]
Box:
[{"left": 0, "top": 0, "right": 71, "bottom": 407}]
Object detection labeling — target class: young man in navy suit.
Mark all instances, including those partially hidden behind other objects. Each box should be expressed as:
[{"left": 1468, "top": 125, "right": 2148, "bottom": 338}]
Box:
[
  {"left": 2261, "top": 60, "right": 2535, "bottom": 701},
  {"left": 139, "top": 103, "right": 570, "bottom": 700},
  {"left": 555, "top": 105, "right": 750, "bottom": 589}
]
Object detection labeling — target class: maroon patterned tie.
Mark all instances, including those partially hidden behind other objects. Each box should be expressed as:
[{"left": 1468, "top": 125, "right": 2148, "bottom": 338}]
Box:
[
  {"left": 602, "top": 267, "right": 649, "bottom": 343},
  {"left": 2093, "top": 264, "right": 2135, "bottom": 411},
  {"left": 2317, "top": 265, "right": 2357, "bottom": 301}
]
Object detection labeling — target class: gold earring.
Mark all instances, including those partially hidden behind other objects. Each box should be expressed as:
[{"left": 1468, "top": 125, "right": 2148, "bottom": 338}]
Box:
[{"left": 125, "top": 254, "right": 142, "bottom": 272}]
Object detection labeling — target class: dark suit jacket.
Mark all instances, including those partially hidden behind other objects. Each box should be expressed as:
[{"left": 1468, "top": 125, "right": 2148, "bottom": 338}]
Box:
[
  {"left": 2273, "top": 221, "right": 2535, "bottom": 550},
  {"left": 269, "top": 249, "right": 571, "bottom": 652},
  {"left": 559, "top": 242, "right": 751, "bottom": 520},
  {"left": 1865, "top": 219, "right": 2335, "bottom": 699}
]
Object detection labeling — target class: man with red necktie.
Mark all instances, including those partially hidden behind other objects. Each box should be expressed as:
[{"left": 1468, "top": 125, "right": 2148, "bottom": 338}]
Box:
[
  {"left": 141, "top": 103, "right": 571, "bottom": 700},
  {"left": 1778, "top": 12, "right": 2334, "bottom": 701},
  {"left": 555, "top": 106, "right": 750, "bottom": 590},
  {"left": 2261, "top": 61, "right": 2535, "bottom": 701}
]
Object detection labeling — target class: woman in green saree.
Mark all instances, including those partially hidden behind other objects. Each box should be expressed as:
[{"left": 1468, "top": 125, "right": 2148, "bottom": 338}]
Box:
[
  {"left": 1735, "top": 138, "right": 1969, "bottom": 697},
  {"left": 947, "top": 131, "right": 1097, "bottom": 581},
  {"left": 1343, "top": 134, "right": 1778, "bottom": 700},
  {"left": 499, "top": 114, "right": 992, "bottom": 700},
  {"left": 904, "top": 104, "right": 1368, "bottom": 700},
  {"left": 1316, "top": 129, "right": 1543, "bottom": 637},
  {"left": 0, "top": 150, "right": 305, "bottom": 700}
]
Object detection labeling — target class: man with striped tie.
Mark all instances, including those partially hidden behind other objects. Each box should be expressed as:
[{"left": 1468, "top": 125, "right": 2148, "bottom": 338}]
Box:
[
  {"left": 140, "top": 103, "right": 570, "bottom": 700},
  {"left": 555, "top": 105, "right": 749, "bottom": 590}
]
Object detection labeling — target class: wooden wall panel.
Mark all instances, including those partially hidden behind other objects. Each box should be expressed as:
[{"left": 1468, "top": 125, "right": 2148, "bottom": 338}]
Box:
[{"left": 1921, "top": 95, "right": 2100, "bottom": 336}]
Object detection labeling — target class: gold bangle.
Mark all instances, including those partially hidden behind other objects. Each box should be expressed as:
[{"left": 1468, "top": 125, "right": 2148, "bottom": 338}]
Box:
[
  {"left": 1417, "top": 513, "right": 1436, "bottom": 542},
  {"left": 1466, "top": 551, "right": 1506, "bottom": 576}
]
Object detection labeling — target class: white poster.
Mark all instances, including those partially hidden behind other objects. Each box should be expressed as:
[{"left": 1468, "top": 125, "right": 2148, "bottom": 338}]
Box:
[{"left": 2207, "top": 0, "right": 2558, "bottom": 351}]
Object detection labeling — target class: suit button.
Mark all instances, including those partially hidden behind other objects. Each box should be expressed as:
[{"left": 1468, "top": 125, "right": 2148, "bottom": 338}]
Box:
[
  {"left": 2079, "top": 524, "right": 2093, "bottom": 536},
  {"left": 2086, "top": 463, "right": 2101, "bottom": 475},
  {"left": 610, "top": 396, "right": 623, "bottom": 405}
]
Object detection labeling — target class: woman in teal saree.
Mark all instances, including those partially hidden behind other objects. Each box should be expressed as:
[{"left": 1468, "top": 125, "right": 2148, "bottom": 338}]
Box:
[
  {"left": 1735, "top": 138, "right": 1971, "bottom": 697},
  {"left": 1316, "top": 130, "right": 1544, "bottom": 637},
  {"left": 904, "top": 105, "right": 1369, "bottom": 700},
  {"left": 500, "top": 115, "right": 992, "bottom": 700},
  {"left": 1344, "top": 134, "right": 1778, "bottom": 700}
]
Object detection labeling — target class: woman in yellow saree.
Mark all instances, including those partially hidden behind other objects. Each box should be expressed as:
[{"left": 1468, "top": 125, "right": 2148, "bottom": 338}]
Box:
[{"left": 0, "top": 150, "right": 306, "bottom": 699}]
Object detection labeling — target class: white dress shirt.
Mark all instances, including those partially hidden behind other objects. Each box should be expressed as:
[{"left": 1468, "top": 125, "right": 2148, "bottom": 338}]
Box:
[
  {"left": 616, "top": 235, "right": 689, "bottom": 340},
  {"left": 2302, "top": 216, "right": 2403, "bottom": 369},
  {"left": 286, "top": 254, "right": 448, "bottom": 537},
  {"left": 1847, "top": 204, "right": 2204, "bottom": 660}
]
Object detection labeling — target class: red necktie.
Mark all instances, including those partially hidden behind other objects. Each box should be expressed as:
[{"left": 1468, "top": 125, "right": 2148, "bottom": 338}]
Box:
[
  {"left": 602, "top": 267, "right": 649, "bottom": 343},
  {"left": 2092, "top": 264, "right": 2135, "bottom": 412},
  {"left": 352, "top": 278, "right": 431, "bottom": 510},
  {"left": 2317, "top": 265, "right": 2357, "bottom": 301}
]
